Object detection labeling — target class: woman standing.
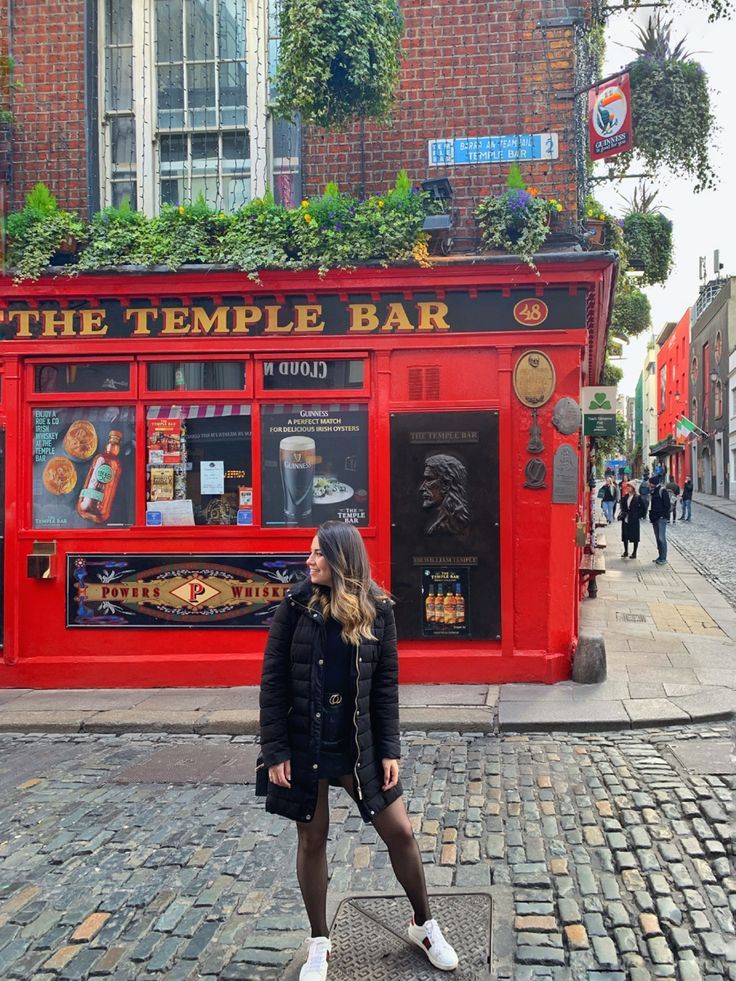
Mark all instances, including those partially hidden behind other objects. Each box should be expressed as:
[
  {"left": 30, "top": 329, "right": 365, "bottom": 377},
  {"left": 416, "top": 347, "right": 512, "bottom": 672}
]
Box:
[
  {"left": 259, "top": 521, "right": 458, "bottom": 981},
  {"left": 601, "top": 476, "right": 618, "bottom": 524},
  {"left": 619, "top": 482, "right": 647, "bottom": 559}
]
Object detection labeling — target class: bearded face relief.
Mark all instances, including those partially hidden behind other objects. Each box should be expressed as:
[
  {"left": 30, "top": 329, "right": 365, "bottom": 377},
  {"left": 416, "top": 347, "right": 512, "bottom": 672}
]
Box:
[{"left": 419, "top": 454, "right": 470, "bottom": 536}]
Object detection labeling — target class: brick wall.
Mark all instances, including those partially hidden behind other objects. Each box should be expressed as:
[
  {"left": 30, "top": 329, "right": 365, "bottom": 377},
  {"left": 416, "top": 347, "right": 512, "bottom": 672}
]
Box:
[
  {"left": 302, "top": 0, "right": 592, "bottom": 250},
  {"left": 3, "top": 0, "right": 89, "bottom": 214}
]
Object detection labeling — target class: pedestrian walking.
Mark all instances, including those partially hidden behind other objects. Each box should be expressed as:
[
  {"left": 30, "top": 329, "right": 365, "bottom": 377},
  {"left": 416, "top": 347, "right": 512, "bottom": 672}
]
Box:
[
  {"left": 681, "top": 477, "right": 693, "bottom": 521},
  {"left": 648, "top": 476, "right": 671, "bottom": 565},
  {"left": 600, "top": 476, "right": 618, "bottom": 524},
  {"left": 259, "top": 520, "right": 459, "bottom": 981},
  {"left": 618, "top": 482, "right": 647, "bottom": 559},
  {"left": 665, "top": 478, "right": 680, "bottom": 523},
  {"left": 638, "top": 477, "right": 650, "bottom": 514}
]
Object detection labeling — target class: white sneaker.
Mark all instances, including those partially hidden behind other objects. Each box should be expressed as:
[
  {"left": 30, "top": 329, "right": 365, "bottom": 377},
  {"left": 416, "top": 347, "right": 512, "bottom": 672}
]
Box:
[
  {"left": 408, "top": 916, "right": 459, "bottom": 971},
  {"left": 299, "top": 936, "right": 331, "bottom": 981}
]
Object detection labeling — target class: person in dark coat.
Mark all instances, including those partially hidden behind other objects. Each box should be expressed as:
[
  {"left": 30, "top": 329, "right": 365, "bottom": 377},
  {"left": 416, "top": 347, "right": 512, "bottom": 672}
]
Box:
[
  {"left": 259, "top": 521, "right": 458, "bottom": 980},
  {"left": 648, "top": 476, "right": 671, "bottom": 565},
  {"left": 618, "top": 483, "right": 647, "bottom": 559},
  {"left": 681, "top": 477, "right": 693, "bottom": 521}
]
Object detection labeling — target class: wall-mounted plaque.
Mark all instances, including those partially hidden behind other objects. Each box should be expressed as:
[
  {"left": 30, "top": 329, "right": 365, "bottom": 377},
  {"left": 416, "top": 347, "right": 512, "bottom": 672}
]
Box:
[
  {"left": 513, "top": 351, "right": 556, "bottom": 408},
  {"left": 552, "top": 445, "right": 578, "bottom": 503},
  {"left": 551, "top": 397, "right": 581, "bottom": 435},
  {"left": 524, "top": 457, "right": 547, "bottom": 489}
]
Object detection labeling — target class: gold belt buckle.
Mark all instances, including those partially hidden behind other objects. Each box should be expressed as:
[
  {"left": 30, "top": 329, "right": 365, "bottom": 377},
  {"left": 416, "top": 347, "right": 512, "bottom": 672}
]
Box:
[{"left": 328, "top": 693, "right": 343, "bottom": 706}]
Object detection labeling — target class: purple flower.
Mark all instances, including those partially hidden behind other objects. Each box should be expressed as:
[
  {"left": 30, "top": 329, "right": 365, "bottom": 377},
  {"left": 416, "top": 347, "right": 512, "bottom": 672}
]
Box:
[{"left": 335, "top": 222, "right": 343, "bottom": 231}]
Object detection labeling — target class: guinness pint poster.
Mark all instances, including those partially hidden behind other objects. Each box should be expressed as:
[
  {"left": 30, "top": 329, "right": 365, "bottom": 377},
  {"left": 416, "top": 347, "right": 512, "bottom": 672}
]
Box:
[
  {"left": 261, "top": 404, "right": 369, "bottom": 528},
  {"left": 67, "top": 553, "right": 307, "bottom": 628},
  {"left": 390, "top": 411, "right": 500, "bottom": 640},
  {"left": 33, "top": 407, "right": 137, "bottom": 529}
]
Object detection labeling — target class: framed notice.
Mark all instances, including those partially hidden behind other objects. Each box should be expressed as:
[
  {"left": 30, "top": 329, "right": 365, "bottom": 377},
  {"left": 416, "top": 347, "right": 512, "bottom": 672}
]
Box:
[
  {"left": 261, "top": 404, "right": 369, "bottom": 528},
  {"left": 390, "top": 411, "right": 500, "bottom": 640},
  {"left": 33, "top": 406, "right": 136, "bottom": 529}
]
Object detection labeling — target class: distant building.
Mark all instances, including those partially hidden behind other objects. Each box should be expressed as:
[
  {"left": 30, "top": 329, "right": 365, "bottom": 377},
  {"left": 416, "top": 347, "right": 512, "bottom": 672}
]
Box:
[
  {"left": 690, "top": 277, "right": 734, "bottom": 498},
  {"left": 633, "top": 373, "right": 643, "bottom": 473},
  {"left": 652, "top": 310, "right": 690, "bottom": 485},
  {"left": 641, "top": 336, "right": 658, "bottom": 472}
]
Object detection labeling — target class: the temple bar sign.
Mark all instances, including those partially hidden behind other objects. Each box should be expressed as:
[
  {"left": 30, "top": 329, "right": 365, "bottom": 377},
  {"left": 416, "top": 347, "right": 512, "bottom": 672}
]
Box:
[{"left": 0, "top": 289, "right": 587, "bottom": 341}]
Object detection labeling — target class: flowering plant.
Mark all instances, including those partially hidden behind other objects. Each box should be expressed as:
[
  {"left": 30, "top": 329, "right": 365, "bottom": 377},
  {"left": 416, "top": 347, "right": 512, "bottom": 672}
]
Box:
[{"left": 475, "top": 165, "right": 558, "bottom": 270}]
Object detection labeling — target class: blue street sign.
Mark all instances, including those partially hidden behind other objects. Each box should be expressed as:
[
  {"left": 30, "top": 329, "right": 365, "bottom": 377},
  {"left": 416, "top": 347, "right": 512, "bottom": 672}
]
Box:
[{"left": 429, "top": 133, "right": 559, "bottom": 166}]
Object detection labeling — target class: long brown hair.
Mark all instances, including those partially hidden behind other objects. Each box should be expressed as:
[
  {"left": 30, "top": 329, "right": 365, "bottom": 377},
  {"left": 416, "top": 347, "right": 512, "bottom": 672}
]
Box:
[{"left": 308, "top": 521, "right": 387, "bottom": 645}]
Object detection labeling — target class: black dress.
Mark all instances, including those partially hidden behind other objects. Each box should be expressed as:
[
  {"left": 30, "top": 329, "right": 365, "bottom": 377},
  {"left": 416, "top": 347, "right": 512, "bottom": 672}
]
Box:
[{"left": 317, "top": 617, "right": 354, "bottom": 779}]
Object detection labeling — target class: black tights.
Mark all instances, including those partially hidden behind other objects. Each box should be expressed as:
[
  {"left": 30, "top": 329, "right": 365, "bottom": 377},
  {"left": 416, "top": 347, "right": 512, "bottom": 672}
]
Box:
[{"left": 296, "top": 777, "right": 431, "bottom": 938}]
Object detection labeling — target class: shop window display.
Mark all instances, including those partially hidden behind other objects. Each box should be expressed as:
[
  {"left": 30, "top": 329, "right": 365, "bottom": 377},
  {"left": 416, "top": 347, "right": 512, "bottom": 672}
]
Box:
[
  {"left": 147, "top": 361, "right": 245, "bottom": 391},
  {"left": 34, "top": 362, "right": 130, "bottom": 393},
  {"left": 146, "top": 405, "right": 252, "bottom": 526}
]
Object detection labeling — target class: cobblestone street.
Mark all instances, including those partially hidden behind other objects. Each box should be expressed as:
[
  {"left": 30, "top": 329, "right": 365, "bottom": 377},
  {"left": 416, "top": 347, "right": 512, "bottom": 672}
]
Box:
[
  {"left": 0, "top": 725, "right": 734, "bottom": 980},
  {"left": 669, "top": 507, "right": 736, "bottom": 612}
]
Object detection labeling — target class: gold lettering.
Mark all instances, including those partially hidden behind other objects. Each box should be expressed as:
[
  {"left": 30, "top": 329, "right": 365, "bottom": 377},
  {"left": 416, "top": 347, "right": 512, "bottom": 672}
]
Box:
[
  {"left": 232, "top": 305, "right": 262, "bottom": 334},
  {"left": 381, "top": 302, "right": 414, "bottom": 332},
  {"left": 348, "top": 303, "right": 379, "bottom": 332},
  {"left": 79, "top": 309, "right": 108, "bottom": 337},
  {"left": 41, "top": 310, "right": 76, "bottom": 337},
  {"left": 161, "top": 307, "right": 191, "bottom": 335},
  {"left": 190, "top": 306, "right": 230, "bottom": 335},
  {"left": 124, "top": 308, "right": 158, "bottom": 336},
  {"left": 294, "top": 304, "right": 325, "bottom": 333},
  {"left": 417, "top": 301, "right": 451, "bottom": 331},
  {"left": 264, "top": 305, "right": 294, "bottom": 333},
  {"left": 8, "top": 309, "right": 39, "bottom": 338}
]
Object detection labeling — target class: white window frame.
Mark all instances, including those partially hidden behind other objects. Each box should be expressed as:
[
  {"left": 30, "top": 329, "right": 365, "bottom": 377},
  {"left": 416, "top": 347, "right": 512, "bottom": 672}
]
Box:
[{"left": 98, "top": 0, "right": 281, "bottom": 214}]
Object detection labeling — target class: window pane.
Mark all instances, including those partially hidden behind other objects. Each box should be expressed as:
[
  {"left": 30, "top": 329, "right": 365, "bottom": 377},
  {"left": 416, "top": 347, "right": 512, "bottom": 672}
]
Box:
[
  {"left": 219, "top": 61, "right": 247, "bottom": 123},
  {"left": 223, "top": 175, "right": 250, "bottom": 210},
  {"left": 157, "top": 64, "right": 185, "bottom": 127},
  {"left": 160, "top": 179, "right": 181, "bottom": 206},
  {"left": 262, "top": 359, "right": 365, "bottom": 391},
  {"left": 107, "top": 0, "right": 133, "bottom": 45},
  {"left": 111, "top": 115, "right": 136, "bottom": 165},
  {"left": 187, "top": 62, "right": 216, "bottom": 128},
  {"left": 218, "top": 0, "right": 246, "bottom": 60},
  {"left": 146, "top": 405, "right": 252, "bottom": 526},
  {"left": 155, "top": 0, "right": 184, "bottom": 62},
  {"left": 106, "top": 46, "right": 133, "bottom": 112},
  {"left": 112, "top": 180, "right": 137, "bottom": 207},
  {"left": 185, "top": 0, "right": 215, "bottom": 61},
  {"left": 35, "top": 363, "right": 131, "bottom": 394},
  {"left": 33, "top": 406, "right": 137, "bottom": 529},
  {"left": 147, "top": 361, "right": 246, "bottom": 391},
  {"left": 261, "top": 405, "right": 369, "bottom": 528},
  {"left": 191, "top": 132, "right": 219, "bottom": 161},
  {"left": 222, "top": 130, "right": 249, "bottom": 166}
]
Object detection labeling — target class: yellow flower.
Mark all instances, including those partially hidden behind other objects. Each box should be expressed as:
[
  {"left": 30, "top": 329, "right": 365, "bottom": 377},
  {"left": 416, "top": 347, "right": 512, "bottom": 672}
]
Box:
[
  {"left": 556, "top": 203, "right": 563, "bottom": 213},
  {"left": 178, "top": 206, "right": 185, "bottom": 215},
  {"left": 301, "top": 199, "right": 309, "bottom": 208},
  {"left": 304, "top": 213, "right": 312, "bottom": 223},
  {"left": 378, "top": 200, "right": 385, "bottom": 207},
  {"left": 219, "top": 212, "right": 225, "bottom": 219}
]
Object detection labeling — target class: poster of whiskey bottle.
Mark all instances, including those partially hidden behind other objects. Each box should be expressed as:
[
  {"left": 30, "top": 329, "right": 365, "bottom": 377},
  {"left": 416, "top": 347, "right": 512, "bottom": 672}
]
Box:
[{"left": 421, "top": 568, "right": 469, "bottom": 637}]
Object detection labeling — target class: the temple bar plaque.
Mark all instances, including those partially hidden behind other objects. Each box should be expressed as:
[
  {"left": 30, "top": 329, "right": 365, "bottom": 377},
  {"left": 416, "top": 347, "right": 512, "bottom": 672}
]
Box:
[
  {"left": 552, "top": 445, "right": 579, "bottom": 504},
  {"left": 1, "top": 289, "right": 587, "bottom": 341}
]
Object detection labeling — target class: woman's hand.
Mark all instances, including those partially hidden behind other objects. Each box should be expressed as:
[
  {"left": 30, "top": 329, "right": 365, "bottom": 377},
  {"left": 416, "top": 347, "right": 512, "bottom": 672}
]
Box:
[
  {"left": 382, "top": 758, "right": 399, "bottom": 791},
  {"left": 269, "top": 760, "right": 291, "bottom": 788}
]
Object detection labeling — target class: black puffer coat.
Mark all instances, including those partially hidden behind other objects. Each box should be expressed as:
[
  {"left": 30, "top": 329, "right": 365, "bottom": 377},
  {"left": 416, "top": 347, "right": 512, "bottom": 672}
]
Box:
[{"left": 259, "top": 579, "right": 402, "bottom": 824}]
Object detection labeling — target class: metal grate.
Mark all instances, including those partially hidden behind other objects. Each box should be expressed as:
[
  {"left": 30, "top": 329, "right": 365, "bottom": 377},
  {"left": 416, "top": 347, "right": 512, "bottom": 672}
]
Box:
[
  {"left": 114, "top": 744, "right": 259, "bottom": 784},
  {"left": 616, "top": 612, "right": 648, "bottom": 623},
  {"left": 312, "top": 894, "right": 492, "bottom": 980},
  {"left": 408, "top": 366, "right": 441, "bottom": 401}
]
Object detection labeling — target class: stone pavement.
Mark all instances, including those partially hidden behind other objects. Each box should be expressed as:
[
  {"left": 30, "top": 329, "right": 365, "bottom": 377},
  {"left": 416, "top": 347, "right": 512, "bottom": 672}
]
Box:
[
  {"left": 0, "top": 723, "right": 734, "bottom": 980},
  {"left": 0, "top": 513, "right": 733, "bottom": 735},
  {"left": 693, "top": 492, "right": 736, "bottom": 523}
]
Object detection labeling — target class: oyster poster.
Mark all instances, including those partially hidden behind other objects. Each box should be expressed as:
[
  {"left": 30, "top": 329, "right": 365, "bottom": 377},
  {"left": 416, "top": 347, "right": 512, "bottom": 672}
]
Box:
[
  {"left": 33, "top": 407, "right": 136, "bottom": 529},
  {"left": 67, "top": 554, "right": 307, "bottom": 628}
]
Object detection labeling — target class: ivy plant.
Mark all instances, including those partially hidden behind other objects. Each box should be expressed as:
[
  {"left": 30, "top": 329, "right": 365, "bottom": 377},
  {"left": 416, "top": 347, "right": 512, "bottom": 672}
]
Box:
[
  {"left": 147, "top": 195, "right": 228, "bottom": 268},
  {"left": 610, "top": 278, "right": 652, "bottom": 338},
  {"left": 77, "top": 199, "right": 155, "bottom": 270},
  {"left": 622, "top": 211, "right": 673, "bottom": 286},
  {"left": 215, "top": 192, "right": 294, "bottom": 275},
  {"left": 272, "top": 0, "right": 404, "bottom": 128},
  {"left": 621, "top": 15, "right": 716, "bottom": 192},
  {"left": 5, "top": 183, "right": 86, "bottom": 282}
]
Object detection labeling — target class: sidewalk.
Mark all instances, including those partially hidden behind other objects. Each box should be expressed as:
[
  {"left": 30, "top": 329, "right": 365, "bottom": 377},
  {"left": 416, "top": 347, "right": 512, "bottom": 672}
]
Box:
[
  {"left": 693, "top": 489, "right": 736, "bottom": 521},
  {"left": 0, "top": 527, "right": 733, "bottom": 734}
]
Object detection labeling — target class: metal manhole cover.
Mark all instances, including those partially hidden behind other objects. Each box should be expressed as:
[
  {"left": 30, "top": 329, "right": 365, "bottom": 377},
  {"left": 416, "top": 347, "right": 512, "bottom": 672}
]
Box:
[
  {"left": 616, "top": 612, "right": 648, "bottom": 623},
  {"left": 302, "top": 894, "right": 492, "bottom": 980},
  {"left": 114, "top": 744, "right": 259, "bottom": 784},
  {"left": 671, "top": 740, "right": 736, "bottom": 775}
]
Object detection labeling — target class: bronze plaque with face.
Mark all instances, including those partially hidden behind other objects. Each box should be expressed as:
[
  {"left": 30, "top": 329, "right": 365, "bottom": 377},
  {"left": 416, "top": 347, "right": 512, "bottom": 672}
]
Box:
[{"left": 513, "top": 351, "right": 556, "bottom": 408}]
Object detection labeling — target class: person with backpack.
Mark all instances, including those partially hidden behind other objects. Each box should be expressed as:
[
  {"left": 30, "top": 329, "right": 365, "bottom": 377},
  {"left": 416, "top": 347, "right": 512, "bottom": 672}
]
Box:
[
  {"left": 665, "top": 478, "right": 681, "bottom": 524},
  {"left": 681, "top": 478, "right": 693, "bottom": 521},
  {"left": 648, "top": 476, "right": 671, "bottom": 566}
]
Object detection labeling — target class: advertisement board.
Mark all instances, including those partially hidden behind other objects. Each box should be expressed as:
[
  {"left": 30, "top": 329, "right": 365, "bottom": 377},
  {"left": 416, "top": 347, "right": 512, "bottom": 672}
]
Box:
[{"left": 588, "top": 74, "right": 633, "bottom": 161}]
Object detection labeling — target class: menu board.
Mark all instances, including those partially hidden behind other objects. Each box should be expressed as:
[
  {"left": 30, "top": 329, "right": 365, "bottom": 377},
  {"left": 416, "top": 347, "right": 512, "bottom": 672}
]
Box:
[
  {"left": 261, "top": 404, "right": 369, "bottom": 527},
  {"left": 33, "top": 407, "right": 136, "bottom": 529}
]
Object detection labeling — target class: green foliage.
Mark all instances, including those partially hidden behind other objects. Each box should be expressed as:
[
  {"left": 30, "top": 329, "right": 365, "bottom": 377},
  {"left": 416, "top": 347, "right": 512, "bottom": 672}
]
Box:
[
  {"left": 5, "top": 183, "right": 86, "bottom": 281},
  {"left": 147, "top": 195, "right": 228, "bottom": 269},
  {"left": 622, "top": 211, "right": 673, "bottom": 285},
  {"left": 584, "top": 195, "right": 625, "bottom": 252},
  {"left": 592, "top": 412, "right": 627, "bottom": 459},
  {"left": 0, "top": 56, "right": 21, "bottom": 126},
  {"left": 622, "top": 19, "right": 716, "bottom": 192},
  {"left": 619, "top": 0, "right": 732, "bottom": 23},
  {"left": 77, "top": 199, "right": 155, "bottom": 270},
  {"left": 272, "top": 0, "right": 404, "bottom": 129},
  {"left": 215, "top": 193, "right": 294, "bottom": 273},
  {"left": 610, "top": 279, "right": 652, "bottom": 337},
  {"left": 476, "top": 170, "right": 560, "bottom": 270}
]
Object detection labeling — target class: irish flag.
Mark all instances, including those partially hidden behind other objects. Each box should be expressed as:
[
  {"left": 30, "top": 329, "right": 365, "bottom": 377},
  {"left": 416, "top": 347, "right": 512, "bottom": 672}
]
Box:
[{"left": 676, "top": 416, "right": 698, "bottom": 443}]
